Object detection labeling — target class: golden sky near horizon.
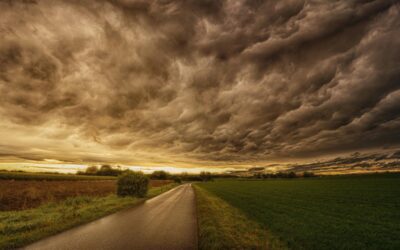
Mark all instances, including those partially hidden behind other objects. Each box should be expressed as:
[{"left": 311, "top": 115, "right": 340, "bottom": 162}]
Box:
[{"left": 0, "top": 0, "right": 400, "bottom": 173}]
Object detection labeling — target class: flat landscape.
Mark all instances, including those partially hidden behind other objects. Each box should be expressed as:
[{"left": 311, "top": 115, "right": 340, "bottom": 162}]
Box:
[
  {"left": 2, "top": 172, "right": 400, "bottom": 249},
  {"left": 1, "top": 0, "right": 400, "bottom": 249},
  {"left": 196, "top": 174, "right": 400, "bottom": 250}
]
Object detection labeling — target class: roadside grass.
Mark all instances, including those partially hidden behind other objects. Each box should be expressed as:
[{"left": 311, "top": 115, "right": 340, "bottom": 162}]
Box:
[
  {"left": 197, "top": 174, "right": 400, "bottom": 250},
  {"left": 0, "top": 183, "right": 178, "bottom": 249},
  {"left": 194, "top": 185, "right": 286, "bottom": 250}
]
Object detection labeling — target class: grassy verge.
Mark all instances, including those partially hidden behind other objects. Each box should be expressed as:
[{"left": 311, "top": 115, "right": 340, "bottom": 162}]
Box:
[
  {"left": 0, "top": 183, "right": 178, "bottom": 249},
  {"left": 194, "top": 185, "right": 286, "bottom": 250}
]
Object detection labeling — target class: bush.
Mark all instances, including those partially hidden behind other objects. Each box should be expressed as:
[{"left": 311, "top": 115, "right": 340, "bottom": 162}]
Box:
[{"left": 117, "top": 172, "right": 149, "bottom": 197}]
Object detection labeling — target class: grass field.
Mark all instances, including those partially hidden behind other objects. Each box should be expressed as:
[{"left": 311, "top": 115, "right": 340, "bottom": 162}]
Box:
[
  {"left": 194, "top": 185, "right": 286, "bottom": 250},
  {"left": 196, "top": 174, "right": 400, "bottom": 250},
  {"left": 0, "top": 183, "right": 177, "bottom": 249}
]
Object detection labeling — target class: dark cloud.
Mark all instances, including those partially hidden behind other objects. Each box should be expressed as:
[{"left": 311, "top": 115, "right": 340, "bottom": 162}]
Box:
[
  {"left": 285, "top": 150, "right": 400, "bottom": 173},
  {"left": 0, "top": 0, "right": 399, "bottom": 169}
]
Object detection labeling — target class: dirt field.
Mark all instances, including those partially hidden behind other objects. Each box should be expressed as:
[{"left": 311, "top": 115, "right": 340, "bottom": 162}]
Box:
[{"left": 0, "top": 179, "right": 172, "bottom": 211}]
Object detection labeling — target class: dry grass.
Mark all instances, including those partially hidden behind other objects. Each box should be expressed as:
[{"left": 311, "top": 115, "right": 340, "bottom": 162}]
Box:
[
  {"left": 0, "top": 179, "right": 173, "bottom": 211},
  {"left": 149, "top": 179, "right": 173, "bottom": 187}
]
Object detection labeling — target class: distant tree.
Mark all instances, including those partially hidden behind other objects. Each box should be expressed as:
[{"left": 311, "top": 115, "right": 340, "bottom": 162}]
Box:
[
  {"left": 102, "top": 164, "right": 112, "bottom": 170},
  {"left": 180, "top": 172, "right": 189, "bottom": 181},
  {"left": 200, "top": 171, "right": 213, "bottom": 182},
  {"left": 254, "top": 173, "right": 263, "bottom": 179},
  {"left": 263, "top": 173, "right": 274, "bottom": 178},
  {"left": 97, "top": 165, "right": 121, "bottom": 176},
  {"left": 303, "top": 171, "right": 315, "bottom": 178},
  {"left": 85, "top": 166, "right": 98, "bottom": 175},
  {"left": 172, "top": 176, "right": 182, "bottom": 184},
  {"left": 275, "top": 171, "right": 297, "bottom": 178},
  {"left": 117, "top": 171, "right": 149, "bottom": 197},
  {"left": 150, "top": 170, "right": 169, "bottom": 180}
]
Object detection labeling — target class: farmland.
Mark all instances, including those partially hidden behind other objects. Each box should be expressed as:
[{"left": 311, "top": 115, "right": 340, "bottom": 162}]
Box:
[
  {"left": 0, "top": 180, "right": 115, "bottom": 211},
  {"left": 0, "top": 176, "right": 172, "bottom": 211},
  {"left": 0, "top": 171, "right": 175, "bottom": 248},
  {"left": 0, "top": 179, "right": 177, "bottom": 249},
  {"left": 196, "top": 174, "right": 400, "bottom": 250}
]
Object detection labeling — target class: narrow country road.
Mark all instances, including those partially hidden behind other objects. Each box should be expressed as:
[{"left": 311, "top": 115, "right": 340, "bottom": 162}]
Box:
[{"left": 23, "top": 184, "right": 198, "bottom": 250}]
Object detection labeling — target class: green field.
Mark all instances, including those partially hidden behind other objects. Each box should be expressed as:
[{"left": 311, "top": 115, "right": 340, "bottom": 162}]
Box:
[{"left": 196, "top": 174, "right": 400, "bottom": 250}]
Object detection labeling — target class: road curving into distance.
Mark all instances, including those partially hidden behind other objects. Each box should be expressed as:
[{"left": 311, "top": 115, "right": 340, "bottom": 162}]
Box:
[{"left": 24, "top": 184, "right": 198, "bottom": 250}]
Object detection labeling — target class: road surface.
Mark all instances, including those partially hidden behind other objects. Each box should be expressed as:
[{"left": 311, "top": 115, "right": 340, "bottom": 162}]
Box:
[{"left": 24, "top": 184, "right": 198, "bottom": 250}]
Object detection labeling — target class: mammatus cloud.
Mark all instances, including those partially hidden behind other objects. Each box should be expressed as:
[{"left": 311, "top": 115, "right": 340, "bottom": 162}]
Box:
[
  {"left": 284, "top": 150, "right": 400, "bottom": 174},
  {"left": 0, "top": 0, "right": 399, "bottom": 170}
]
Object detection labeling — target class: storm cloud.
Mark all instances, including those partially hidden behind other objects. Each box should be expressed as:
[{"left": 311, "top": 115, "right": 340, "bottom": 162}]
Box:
[{"left": 0, "top": 0, "right": 399, "bottom": 169}]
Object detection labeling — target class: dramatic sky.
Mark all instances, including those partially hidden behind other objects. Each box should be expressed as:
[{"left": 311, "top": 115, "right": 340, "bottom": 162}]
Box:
[{"left": 0, "top": 0, "right": 399, "bottom": 172}]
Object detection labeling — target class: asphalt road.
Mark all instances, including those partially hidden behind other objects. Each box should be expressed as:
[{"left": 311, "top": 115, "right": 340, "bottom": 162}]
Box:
[{"left": 23, "top": 184, "right": 198, "bottom": 250}]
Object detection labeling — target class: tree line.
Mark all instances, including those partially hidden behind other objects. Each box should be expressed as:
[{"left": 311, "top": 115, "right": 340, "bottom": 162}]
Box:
[
  {"left": 253, "top": 171, "right": 316, "bottom": 179},
  {"left": 77, "top": 165, "right": 215, "bottom": 182},
  {"left": 78, "top": 165, "right": 316, "bottom": 181}
]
